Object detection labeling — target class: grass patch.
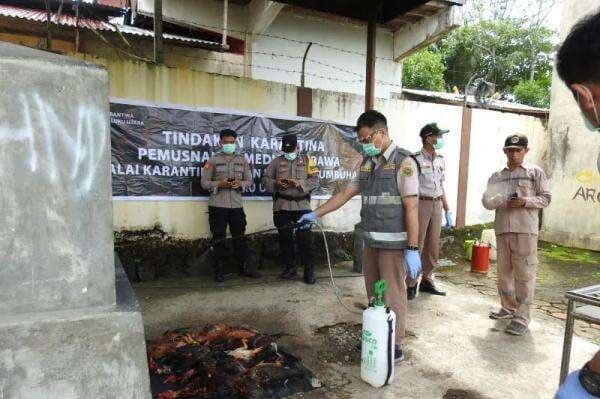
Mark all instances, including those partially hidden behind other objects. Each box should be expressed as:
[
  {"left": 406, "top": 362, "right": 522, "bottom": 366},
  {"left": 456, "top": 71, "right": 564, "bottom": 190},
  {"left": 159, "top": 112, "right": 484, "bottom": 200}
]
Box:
[{"left": 539, "top": 241, "right": 600, "bottom": 265}]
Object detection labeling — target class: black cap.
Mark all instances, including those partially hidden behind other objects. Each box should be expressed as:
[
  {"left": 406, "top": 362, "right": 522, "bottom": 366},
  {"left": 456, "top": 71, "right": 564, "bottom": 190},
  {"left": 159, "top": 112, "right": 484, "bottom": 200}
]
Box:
[
  {"left": 219, "top": 129, "right": 237, "bottom": 138},
  {"left": 419, "top": 123, "right": 449, "bottom": 139},
  {"left": 503, "top": 134, "right": 528, "bottom": 149},
  {"left": 282, "top": 133, "right": 297, "bottom": 152}
]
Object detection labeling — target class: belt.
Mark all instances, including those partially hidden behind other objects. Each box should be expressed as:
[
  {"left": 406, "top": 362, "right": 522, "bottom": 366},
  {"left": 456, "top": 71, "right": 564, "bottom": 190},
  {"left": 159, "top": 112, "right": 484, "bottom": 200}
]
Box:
[
  {"left": 274, "top": 192, "right": 311, "bottom": 201},
  {"left": 419, "top": 196, "right": 442, "bottom": 201}
]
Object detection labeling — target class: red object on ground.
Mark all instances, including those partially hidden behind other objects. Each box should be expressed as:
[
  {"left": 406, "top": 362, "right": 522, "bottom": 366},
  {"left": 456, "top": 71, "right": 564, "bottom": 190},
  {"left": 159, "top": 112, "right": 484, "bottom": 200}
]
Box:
[{"left": 471, "top": 242, "right": 490, "bottom": 274}]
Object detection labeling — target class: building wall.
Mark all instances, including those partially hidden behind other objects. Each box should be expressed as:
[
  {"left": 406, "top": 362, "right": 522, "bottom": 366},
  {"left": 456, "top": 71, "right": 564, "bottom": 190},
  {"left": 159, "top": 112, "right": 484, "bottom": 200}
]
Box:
[
  {"left": 135, "top": 0, "right": 402, "bottom": 98},
  {"left": 467, "top": 109, "right": 549, "bottom": 226},
  {"left": 541, "top": 0, "right": 600, "bottom": 250},
  {"left": 82, "top": 54, "right": 547, "bottom": 238},
  {"left": 251, "top": 10, "right": 401, "bottom": 99}
]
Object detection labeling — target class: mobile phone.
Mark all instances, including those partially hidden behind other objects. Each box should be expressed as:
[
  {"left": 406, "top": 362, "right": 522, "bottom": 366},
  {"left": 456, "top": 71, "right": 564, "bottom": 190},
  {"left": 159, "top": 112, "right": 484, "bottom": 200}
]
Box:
[
  {"left": 227, "top": 178, "right": 235, "bottom": 182},
  {"left": 510, "top": 192, "right": 518, "bottom": 199}
]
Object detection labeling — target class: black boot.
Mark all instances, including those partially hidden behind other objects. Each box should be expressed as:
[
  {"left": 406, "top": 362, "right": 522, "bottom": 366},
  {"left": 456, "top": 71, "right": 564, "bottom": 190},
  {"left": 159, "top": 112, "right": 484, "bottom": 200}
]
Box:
[
  {"left": 303, "top": 265, "right": 316, "bottom": 285},
  {"left": 239, "top": 263, "right": 262, "bottom": 279},
  {"left": 280, "top": 266, "right": 298, "bottom": 279},
  {"left": 214, "top": 261, "right": 225, "bottom": 283},
  {"left": 419, "top": 279, "right": 446, "bottom": 296},
  {"left": 407, "top": 286, "right": 417, "bottom": 300}
]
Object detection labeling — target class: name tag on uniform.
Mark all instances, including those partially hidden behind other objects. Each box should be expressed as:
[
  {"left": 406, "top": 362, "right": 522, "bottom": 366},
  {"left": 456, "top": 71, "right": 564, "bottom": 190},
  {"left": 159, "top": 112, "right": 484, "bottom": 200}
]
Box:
[
  {"left": 360, "top": 165, "right": 372, "bottom": 172},
  {"left": 383, "top": 163, "right": 396, "bottom": 170}
]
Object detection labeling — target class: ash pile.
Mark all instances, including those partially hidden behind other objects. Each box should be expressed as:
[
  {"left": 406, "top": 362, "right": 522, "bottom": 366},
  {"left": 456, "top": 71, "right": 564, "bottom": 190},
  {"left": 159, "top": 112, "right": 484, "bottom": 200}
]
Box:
[{"left": 148, "top": 324, "right": 317, "bottom": 398}]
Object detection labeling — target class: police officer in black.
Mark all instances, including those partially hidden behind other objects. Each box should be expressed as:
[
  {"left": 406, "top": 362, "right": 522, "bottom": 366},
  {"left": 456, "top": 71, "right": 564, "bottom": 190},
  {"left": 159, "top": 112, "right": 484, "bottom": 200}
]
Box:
[
  {"left": 201, "top": 129, "right": 262, "bottom": 282},
  {"left": 263, "top": 134, "right": 319, "bottom": 284}
]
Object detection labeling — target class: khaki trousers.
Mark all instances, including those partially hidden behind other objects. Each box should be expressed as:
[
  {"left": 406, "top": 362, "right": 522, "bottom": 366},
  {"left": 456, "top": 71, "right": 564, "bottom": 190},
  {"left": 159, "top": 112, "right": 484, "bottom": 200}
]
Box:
[
  {"left": 363, "top": 246, "right": 407, "bottom": 344},
  {"left": 407, "top": 198, "right": 443, "bottom": 287},
  {"left": 496, "top": 233, "right": 539, "bottom": 326}
]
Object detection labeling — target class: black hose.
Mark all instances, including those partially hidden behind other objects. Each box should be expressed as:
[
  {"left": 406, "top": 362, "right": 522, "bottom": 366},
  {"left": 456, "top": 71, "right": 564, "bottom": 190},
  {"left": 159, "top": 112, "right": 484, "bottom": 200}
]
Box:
[{"left": 385, "top": 310, "right": 393, "bottom": 385}]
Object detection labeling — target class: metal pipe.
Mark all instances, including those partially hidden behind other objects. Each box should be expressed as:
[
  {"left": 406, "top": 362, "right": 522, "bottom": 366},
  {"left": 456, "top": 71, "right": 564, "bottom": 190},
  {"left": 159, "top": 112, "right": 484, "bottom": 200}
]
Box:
[
  {"left": 300, "top": 42, "right": 312, "bottom": 88},
  {"left": 45, "top": 0, "right": 52, "bottom": 51},
  {"left": 222, "top": 0, "right": 228, "bottom": 47},
  {"left": 75, "top": 0, "right": 80, "bottom": 53},
  {"left": 154, "top": 0, "right": 163, "bottom": 64},
  {"left": 559, "top": 299, "right": 576, "bottom": 385}
]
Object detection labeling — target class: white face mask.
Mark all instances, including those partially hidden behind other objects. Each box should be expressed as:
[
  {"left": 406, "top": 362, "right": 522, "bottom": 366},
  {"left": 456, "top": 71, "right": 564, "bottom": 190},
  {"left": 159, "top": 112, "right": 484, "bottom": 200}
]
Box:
[{"left": 576, "top": 86, "right": 600, "bottom": 133}]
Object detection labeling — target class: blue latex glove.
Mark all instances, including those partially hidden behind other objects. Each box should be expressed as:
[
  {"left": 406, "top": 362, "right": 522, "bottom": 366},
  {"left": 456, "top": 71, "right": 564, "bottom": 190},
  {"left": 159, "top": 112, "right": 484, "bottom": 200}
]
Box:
[
  {"left": 297, "top": 212, "right": 317, "bottom": 230},
  {"left": 404, "top": 249, "right": 422, "bottom": 280},
  {"left": 444, "top": 211, "right": 454, "bottom": 228},
  {"left": 555, "top": 370, "right": 596, "bottom": 399}
]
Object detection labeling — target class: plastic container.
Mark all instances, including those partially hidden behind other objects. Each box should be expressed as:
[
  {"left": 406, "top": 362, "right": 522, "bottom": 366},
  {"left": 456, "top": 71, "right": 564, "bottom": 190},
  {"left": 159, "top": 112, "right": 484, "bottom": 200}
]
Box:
[
  {"left": 361, "top": 280, "right": 396, "bottom": 388},
  {"left": 464, "top": 240, "right": 475, "bottom": 261},
  {"left": 471, "top": 241, "right": 490, "bottom": 274}
]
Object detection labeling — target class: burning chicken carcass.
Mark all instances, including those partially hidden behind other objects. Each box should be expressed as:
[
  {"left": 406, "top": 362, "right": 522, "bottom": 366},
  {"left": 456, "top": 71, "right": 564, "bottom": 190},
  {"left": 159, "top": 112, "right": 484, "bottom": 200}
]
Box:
[{"left": 148, "top": 324, "right": 315, "bottom": 399}]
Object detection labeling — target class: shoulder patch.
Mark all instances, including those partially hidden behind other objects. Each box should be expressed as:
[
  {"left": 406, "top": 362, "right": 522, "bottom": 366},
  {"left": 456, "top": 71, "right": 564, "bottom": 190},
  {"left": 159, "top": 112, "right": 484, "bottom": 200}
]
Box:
[{"left": 402, "top": 165, "right": 414, "bottom": 177}]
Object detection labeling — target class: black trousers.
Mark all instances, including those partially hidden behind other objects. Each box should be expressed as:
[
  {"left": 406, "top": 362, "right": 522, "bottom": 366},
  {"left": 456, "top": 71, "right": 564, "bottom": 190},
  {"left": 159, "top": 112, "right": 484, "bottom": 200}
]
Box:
[
  {"left": 208, "top": 206, "right": 247, "bottom": 267},
  {"left": 273, "top": 210, "right": 314, "bottom": 269}
]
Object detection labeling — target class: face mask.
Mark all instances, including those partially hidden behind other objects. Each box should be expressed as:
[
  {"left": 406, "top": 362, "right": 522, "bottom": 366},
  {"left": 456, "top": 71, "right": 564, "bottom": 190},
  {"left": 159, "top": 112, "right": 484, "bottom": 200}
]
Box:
[
  {"left": 284, "top": 151, "right": 297, "bottom": 161},
  {"left": 362, "top": 143, "right": 381, "bottom": 157},
  {"left": 576, "top": 86, "right": 600, "bottom": 133},
  {"left": 222, "top": 143, "right": 236, "bottom": 154},
  {"left": 433, "top": 138, "right": 445, "bottom": 150}
]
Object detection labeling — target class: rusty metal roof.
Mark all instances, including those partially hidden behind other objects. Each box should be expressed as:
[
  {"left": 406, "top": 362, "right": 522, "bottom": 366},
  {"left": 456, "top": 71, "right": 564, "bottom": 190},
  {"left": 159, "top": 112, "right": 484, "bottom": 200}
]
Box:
[
  {"left": 0, "top": 4, "right": 223, "bottom": 48},
  {"left": 401, "top": 88, "right": 549, "bottom": 117}
]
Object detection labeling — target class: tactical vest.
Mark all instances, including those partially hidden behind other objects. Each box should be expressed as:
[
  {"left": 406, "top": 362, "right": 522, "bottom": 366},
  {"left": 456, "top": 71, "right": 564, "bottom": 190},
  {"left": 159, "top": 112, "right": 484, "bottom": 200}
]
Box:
[
  {"left": 359, "top": 147, "right": 409, "bottom": 250},
  {"left": 274, "top": 154, "right": 311, "bottom": 201},
  {"left": 211, "top": 152, "right": 246, "bottom": 181}
]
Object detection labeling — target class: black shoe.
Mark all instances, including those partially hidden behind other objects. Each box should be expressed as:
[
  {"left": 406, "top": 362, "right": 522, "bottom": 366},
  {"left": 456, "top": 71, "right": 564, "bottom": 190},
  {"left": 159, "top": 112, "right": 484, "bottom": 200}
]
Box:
[
  {"left": 303, "top": 266, "right": 316, "bottom": 285},
  {"left": 280, "top": 267, "right": 298, "bottom": 279},
  {"left": 419, "top": 279, "right": 446, "bottom": 296},
  {"left": 394, "top": 345, "right": 405, "bottom": 362},
  {"left": 407, "top": 286, "right": 417, "bottom": 300},
  {"left": 239, "top": 264, "right": 262, "bottom": 279},
  {"left": 214, "top": 263, "right": 225, "bottom": 283}
]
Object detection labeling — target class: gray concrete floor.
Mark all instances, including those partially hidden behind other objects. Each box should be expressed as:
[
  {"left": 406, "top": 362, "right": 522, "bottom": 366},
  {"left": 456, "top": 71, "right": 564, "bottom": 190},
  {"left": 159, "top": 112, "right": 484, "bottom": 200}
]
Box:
[{"left": 134, "top": 262, "right": 597, "bottom": 399}]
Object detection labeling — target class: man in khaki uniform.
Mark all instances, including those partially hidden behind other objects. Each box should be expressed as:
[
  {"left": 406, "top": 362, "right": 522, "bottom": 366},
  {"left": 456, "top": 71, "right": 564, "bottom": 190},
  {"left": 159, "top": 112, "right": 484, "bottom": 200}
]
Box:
[
  {"left": 201, "top": 129, "right": 262, "bottom": 282},
  {"left": 482, "top": 134, "right": 551, "bottom": 336},
  {"left": 407, "top": 123, "right": 453, "bottom": 299},
  {"left": 263, "top": 133, "right": 319, "bottom": 284},
  {"left": 298, "top": 110, "right": 421, "bottom": 361}
]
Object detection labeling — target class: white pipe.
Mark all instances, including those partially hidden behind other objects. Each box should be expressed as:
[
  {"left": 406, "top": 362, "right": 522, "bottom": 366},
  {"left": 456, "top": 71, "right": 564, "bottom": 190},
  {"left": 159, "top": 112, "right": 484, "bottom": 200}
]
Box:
[{"left": 222, "top": 0, "right": 228, "bottom": 47}]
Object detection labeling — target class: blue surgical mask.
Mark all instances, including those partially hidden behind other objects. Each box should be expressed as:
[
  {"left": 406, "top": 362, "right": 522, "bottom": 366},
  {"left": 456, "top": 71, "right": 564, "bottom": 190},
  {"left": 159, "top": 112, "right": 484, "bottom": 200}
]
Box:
[
  {"left": 222, "top": 143, "right": 236, "bottom": 154},
  {"left": 433, "top": 138, "right": 445, "bottom": 150},
  {"left": 284, "top": 151, "right": 298, "bottom": 161},
  {"left": 576, "top": 86, "right": 600, "bottom": 133},
  {"left": 362, "top": 143, "right": 381, "bottom": 157}
]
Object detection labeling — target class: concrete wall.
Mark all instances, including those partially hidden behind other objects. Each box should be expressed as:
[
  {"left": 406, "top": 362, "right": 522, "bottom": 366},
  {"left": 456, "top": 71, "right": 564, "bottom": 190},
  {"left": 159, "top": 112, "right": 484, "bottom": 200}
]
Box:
[
  {"left": 0, "top": 44, "right": 115, "bottom": 315},
  {"left": 136, "top": 0, "right": 402, "bottom": 98},
  {"left": 467, "top": 109, "right": 548, "bottom": 226},
  {"left": 251, "top": 10, "right": 401, "bottom": 99},
  {"left": 541, "top": 0, "right": 600, "bottom": 250},
  {"left": 85, "top": 55, "right": 547, "bottom": 238},
  {"left": 0, "top": 42, "right": 151, "bottom": 399}
]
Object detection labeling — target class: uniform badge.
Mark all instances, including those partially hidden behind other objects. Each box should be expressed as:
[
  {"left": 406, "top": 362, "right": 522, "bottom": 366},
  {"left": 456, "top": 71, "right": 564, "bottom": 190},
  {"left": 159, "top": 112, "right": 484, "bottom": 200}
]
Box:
[
  {"left": 511, "top": 136, "right": 519, "bottom": 144},
  {"left": 402, "top": 166, "right": 414, "bottom": 177}
]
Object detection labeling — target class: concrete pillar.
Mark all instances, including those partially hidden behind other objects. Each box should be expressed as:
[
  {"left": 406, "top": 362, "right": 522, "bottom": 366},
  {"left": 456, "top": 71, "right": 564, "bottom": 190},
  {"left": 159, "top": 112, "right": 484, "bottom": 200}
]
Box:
[{"left": 0, "top": 42, "right": 151, "bottom": 398}]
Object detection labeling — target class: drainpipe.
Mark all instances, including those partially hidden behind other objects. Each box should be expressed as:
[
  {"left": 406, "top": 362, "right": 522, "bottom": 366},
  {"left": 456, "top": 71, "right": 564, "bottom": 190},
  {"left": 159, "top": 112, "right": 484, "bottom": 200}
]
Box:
[
  {"left": 222, "top": 0, "right": 228, "bottom": 48},
  {"left": 300, "top": 42, "right": 312, "bottom": 87}
]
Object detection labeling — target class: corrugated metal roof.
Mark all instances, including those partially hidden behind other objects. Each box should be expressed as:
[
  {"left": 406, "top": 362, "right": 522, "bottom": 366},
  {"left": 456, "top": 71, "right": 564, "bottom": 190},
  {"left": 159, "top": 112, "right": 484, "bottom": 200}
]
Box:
[
  {"left": 401, "top": 88, "right": 549, "bottom": 117},
  {"left": 0, "top": 4, "right": 223, "bottom": 48}
]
